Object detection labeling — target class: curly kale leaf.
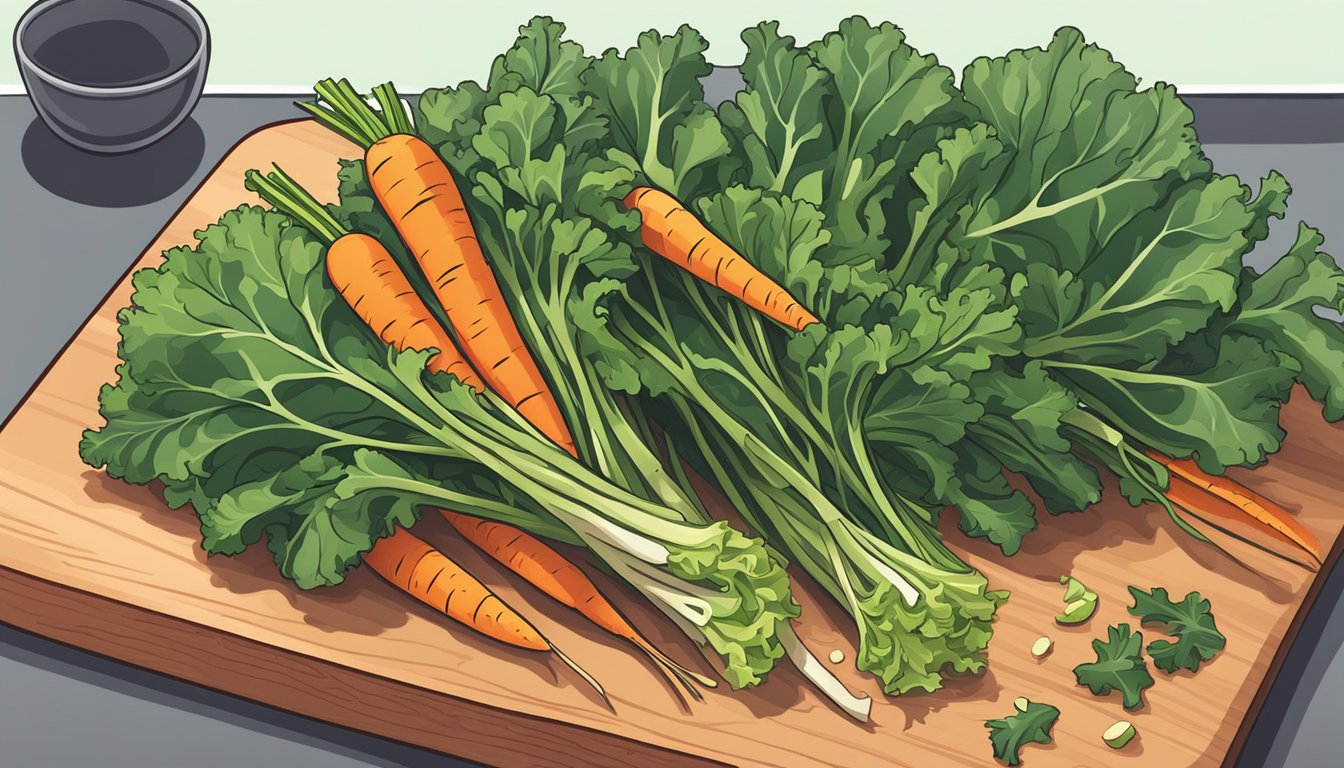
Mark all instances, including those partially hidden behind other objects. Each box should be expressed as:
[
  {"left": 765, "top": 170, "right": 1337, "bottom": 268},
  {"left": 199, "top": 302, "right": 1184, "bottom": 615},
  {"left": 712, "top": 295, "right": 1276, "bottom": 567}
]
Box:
[
  {"left": 1073, "top": 623, "right": 1155, "bottom": 710},
  {"left": 1128, "top": 586, "right": 1226, "bottom": 673},
  {"left": 986, "top": 698, "right": 1060, "bottom": 766}
]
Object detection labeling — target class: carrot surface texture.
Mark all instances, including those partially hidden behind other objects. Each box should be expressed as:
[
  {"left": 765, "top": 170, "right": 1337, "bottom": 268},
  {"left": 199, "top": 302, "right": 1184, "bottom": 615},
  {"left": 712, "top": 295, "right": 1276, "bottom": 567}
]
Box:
[
  {"left": 244, "top": 166, "right": 606, "bottom": 703},
  {"left": 300, "top": 78, "right": 576, "bottom": 456},
  {"left": 624, "top": 186, "right": 820, "bottom": 332},
  {"left": 248, "top": 162, "right": 709, "bottom": 699}
]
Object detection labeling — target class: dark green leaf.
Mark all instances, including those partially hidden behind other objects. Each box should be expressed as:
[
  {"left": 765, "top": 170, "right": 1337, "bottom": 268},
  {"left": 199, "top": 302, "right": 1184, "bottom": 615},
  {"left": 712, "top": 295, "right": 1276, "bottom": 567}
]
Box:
[
  {"left": 488, "top": 16, "right": 592, "bottom": 100},
  {"left": 959, "top": 27, "right": 1207, "bottom": 275},
  {"left": 985, "top": 699, "right": 1061, "bottom": 766},
  {"left": 1127, "top": 586, "right": 1226, "bottom": 673},
  {"left": 1226, "top": 223, "right": 1344, "bottom": 421},
  {"left": 1073, "top": 623, "right": 1155, "bottom": 710},
  {"left": 1048, "top": 336, "right": 1296, "bottom": 472},
  {"left": 583, "top": 26, "right": 728, "bottom": 200}
]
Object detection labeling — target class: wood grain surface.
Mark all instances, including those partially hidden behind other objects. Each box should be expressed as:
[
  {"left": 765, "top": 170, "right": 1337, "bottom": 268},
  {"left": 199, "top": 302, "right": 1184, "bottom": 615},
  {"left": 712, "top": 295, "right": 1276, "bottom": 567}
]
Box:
[{"left": 2, "top": 119, "right": 1341, "bottom": 768}]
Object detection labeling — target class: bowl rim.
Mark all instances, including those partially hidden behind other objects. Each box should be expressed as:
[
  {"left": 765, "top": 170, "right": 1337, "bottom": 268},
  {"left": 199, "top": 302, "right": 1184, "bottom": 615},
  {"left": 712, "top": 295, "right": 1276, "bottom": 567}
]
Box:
[{"left": 13, "top": 0, "right": 210, "bottom": 96}]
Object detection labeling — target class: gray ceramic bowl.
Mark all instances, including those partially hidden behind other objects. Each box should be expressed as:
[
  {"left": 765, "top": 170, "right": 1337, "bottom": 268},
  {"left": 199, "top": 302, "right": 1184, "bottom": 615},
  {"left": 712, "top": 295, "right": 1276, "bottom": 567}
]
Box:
[{"left": 14, "top": 0, "right": 209, "bottom": 153}]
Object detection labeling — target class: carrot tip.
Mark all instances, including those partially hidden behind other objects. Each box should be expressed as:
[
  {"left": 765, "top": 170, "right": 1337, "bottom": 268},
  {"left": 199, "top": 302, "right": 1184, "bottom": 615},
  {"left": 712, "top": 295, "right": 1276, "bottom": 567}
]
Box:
[
  {"left": 1151, "top": 451, "right": 1322, "bottom": 564},
  {"left": 551, "top": 644, "right": 610, "bottom": 708},
  {"left": 639, "top": 643, "right": 716, "bottom": 702}
]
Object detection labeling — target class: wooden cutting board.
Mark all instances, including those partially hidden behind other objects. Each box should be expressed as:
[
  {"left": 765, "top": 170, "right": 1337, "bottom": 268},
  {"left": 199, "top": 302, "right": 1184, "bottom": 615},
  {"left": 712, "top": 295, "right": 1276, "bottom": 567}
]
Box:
[{"left": 2, "top": 119, "right": 1341, "bottom": 768}]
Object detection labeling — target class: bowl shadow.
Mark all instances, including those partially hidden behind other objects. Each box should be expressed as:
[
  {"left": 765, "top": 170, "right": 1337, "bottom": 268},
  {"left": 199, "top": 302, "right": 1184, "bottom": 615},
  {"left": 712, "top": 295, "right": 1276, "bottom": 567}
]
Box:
[{"left": 22, "top": 116, "right": 205, "bottom": 207}]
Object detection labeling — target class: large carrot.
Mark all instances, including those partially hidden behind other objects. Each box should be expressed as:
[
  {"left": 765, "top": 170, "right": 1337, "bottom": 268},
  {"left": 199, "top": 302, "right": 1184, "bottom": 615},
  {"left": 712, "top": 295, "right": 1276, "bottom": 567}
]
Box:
[
  {"left": 1149, "top": 451, "right": 1322, "bottom": 565},
  {"left": 624, "top": 186, "right": 820, "bottom": 332},
  {"left": 248, "top": 164, "right": 708, "bottom": 697},
  {"left": 300, "top": 79, "right": 575, "bottom": 456},
  {"left": 441, "top": 509, "right": 717, "bottom": 699},
  {"left": 244, "top": 167, "right": 605, "bottom": 702},
  {"left": 361, "top": 525, "right": 605, "bottom": 700}
]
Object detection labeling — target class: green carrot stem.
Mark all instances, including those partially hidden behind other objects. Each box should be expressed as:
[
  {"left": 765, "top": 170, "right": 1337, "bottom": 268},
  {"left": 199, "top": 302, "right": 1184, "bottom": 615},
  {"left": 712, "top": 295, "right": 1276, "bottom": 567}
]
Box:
[
  {"left": 244, "top": 165, "right": 347, "bottom": 244},
  {"left": 298, "top": 78, "right": 409, "bottom": 149}
]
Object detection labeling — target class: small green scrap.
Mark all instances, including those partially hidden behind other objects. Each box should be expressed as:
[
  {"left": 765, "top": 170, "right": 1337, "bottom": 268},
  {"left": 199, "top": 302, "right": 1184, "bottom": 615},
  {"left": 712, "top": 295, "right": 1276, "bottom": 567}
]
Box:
[
  {"left": 1056, "top": 576, "right": 1099, "bottom": 625},
  {"left": 986, "top": 697, "right": 1061, "bottom": 765},
  {"left": 1103, "top": 720, "right": 1137, "bottom": 749},
  {"left": 1127, "top": 586, "right": 1226, "bottom": 673},
  {"left": 1073, "top": 624, "right": 1155, "bottom": 711}
]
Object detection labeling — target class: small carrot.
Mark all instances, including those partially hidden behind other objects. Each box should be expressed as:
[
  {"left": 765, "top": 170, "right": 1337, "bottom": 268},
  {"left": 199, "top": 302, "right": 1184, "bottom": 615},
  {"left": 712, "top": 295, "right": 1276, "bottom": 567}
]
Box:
[
  {"left": 1161, "top": 478, "right": 1315, "bottom": 570},
  {"left": 442, "top": 509, "right": 717, "bottom": 699},
  {"left": 623, "top": 186, "right": 820, "bottom": 332},
  {"left": 361, "top": 525, "right": 606, "bottom": 701},
  {"left": 1150, "top": 451, "right": 1322, "bottom": 564},
  {"left": 245, "top": 167, "right": 481, "bottom": 386},
  {"left": 301, "top": 78, "right": 576, "bottom": 456}
]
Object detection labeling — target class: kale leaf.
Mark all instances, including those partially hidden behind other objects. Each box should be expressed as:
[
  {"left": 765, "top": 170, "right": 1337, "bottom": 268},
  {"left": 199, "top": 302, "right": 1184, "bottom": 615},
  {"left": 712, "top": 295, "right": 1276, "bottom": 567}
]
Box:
[
  {"left": 1073, "top": 623, "right": 1156, "bottom": 710},
  {"left": 1128, "top": 586, "right": 1226, "bottom": 673}
]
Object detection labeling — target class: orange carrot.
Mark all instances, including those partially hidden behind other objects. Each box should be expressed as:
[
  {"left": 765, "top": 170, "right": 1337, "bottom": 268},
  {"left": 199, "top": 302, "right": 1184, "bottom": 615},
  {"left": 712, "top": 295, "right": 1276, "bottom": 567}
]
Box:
[
  {"left": 326, "top": 232, "right": 482, "bottom": 387},
  {"left": 361, "top": 525, "right": 606, "bottom": 700},
  {"left": 623, "top": 186, "right": 820, "bottom": 332},
  {"left": 1149, "top": 451, "right": 1322, "bottom": 564},
  {"left": 300, "top": 78, "right": 576, "bottom": 455},
  {"left": 442, "top": 509, "right": 717, "bottom": 698},
  {"left": 1161, "top": 479, "right": 1319, "bottom": 571},
  {"left": 368, "top": 135, "right": 575, "bottom": 454}
]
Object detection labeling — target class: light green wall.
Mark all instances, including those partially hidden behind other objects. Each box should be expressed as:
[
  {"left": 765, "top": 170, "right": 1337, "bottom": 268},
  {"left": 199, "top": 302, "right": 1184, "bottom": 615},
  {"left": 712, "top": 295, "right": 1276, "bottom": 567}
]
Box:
[{"left": 6, "top": 0, "right": 1342, "bottom": 90}]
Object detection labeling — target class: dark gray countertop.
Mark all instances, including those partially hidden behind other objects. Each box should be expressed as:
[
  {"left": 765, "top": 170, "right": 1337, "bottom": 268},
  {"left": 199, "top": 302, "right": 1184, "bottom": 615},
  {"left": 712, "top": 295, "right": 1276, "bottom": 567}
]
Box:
[{"left": 1, "top": 92, "right": 1342, "bottom": 768}]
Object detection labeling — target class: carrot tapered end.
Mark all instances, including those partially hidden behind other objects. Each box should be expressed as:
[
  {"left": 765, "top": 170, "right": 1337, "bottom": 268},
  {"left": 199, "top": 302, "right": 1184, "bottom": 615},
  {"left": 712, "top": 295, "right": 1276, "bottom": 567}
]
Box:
[{"left": 1150, "top": 451, "right": 1323, "bottom": 565}]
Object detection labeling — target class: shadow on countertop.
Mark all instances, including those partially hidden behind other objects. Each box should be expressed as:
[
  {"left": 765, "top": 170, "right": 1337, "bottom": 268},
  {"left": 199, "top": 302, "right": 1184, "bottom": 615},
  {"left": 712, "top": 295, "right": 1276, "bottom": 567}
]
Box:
[{"left": 22, "top": 116, "right": 205, "bottom": 207}]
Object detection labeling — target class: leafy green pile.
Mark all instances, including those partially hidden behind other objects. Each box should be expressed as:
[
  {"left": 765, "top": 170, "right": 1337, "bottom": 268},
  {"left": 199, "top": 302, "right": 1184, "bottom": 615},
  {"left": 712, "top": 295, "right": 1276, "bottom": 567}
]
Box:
[
  {"left": 561, "top": 21, "right": 1008, "bottom": 695},
  {"left": 78, "top": 13, "right": 1343, "bottom": 714},
  {"left": 704, "top": 20, "right": 1343, "bottom": 561},
  {"left": 405, "top": 18, "right": 868, "bottom": 710},
  {"left": 889, "top": 29, "right": 1334, "bottom": 549},
  {"left": 77, "top": 204, "right": 796, "bottom": 688},
  {"left": 558, "top": 16, "right": 1338, "bottom": 694}
]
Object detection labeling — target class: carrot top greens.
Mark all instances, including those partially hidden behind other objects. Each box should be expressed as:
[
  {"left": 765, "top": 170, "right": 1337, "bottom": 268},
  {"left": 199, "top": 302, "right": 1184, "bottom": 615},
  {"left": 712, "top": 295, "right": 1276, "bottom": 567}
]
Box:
[{"left": 299, "top": 78, "right": 414, "bottom": 147}]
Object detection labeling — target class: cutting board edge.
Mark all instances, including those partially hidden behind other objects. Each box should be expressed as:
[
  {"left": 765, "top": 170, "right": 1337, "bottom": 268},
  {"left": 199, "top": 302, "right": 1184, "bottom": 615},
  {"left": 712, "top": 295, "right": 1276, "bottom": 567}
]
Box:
[
  {"left": 1221, "top": 503, "right": 1344, "bottom": 767},
  {"left": 0, "top": 563, "right": 726, "bottom": 768}
]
